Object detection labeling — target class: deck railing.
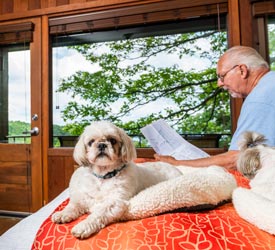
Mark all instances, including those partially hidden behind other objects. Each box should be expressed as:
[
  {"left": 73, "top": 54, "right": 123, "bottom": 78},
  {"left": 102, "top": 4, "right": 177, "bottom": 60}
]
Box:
[{"left": 4, "top": 133, "right": 231, "bottom": 148}]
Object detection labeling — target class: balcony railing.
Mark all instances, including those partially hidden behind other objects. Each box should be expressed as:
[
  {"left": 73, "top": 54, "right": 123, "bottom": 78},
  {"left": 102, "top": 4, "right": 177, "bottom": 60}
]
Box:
[{"left": 3, "top": 133, "right": 231, "bottom": 148}]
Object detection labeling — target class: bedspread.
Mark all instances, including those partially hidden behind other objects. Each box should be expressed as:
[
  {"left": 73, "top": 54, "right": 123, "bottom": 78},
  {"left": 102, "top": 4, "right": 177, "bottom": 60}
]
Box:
[{"left": 31, "top": 168, "right": 275, "bottom": 250}]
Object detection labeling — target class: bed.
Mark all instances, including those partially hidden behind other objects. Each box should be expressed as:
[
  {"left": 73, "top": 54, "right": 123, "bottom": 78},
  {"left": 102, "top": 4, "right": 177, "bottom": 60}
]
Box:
[{"left": 1, "top": 159, "right": 275, "bottom": 250}]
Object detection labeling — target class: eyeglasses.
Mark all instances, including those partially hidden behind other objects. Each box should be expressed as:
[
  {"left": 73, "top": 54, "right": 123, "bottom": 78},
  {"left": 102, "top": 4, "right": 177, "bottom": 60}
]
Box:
[{"left": 217, "top": 65, "right": 239, "bottom": 82}]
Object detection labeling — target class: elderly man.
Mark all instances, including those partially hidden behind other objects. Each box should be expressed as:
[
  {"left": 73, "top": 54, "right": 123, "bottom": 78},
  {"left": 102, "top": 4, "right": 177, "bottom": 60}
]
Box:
[{"left": 155, "top": 46, "right": 275, "bottom": 170}]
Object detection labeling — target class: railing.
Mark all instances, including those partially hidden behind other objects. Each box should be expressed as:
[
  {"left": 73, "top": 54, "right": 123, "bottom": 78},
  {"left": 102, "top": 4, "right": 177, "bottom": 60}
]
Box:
[
  {"left": 3, "top": 133, "right": 231, "bottom": 148},
  {"left": 4, "top": 135, "right": 31, "bottom": 144}
]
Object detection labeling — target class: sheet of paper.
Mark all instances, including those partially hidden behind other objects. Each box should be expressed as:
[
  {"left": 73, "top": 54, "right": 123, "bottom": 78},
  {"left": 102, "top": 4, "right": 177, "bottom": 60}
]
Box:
[
  {"left": 141, "top": 123, "right": 174, "bottom": 155},
  {"left": 141, "top": 119, "right": 209, "bottom": 160}
]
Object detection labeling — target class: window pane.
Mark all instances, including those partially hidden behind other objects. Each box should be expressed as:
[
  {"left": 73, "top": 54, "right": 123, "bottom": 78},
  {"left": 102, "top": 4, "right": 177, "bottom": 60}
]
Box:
[
  {"left": 268, "top": 17, "right": 275, "bottom": 70},
  {"left": 51, "top": 23, "right": 230, "bottom": 148},
  {"left": 0, "top": 46, "right": 31, "bottom": 144}
]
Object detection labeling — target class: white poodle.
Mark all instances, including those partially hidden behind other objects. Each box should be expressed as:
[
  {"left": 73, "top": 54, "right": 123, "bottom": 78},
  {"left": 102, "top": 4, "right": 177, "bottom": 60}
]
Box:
[{"left": 51, "top": 121, "right": 181, "bottom": 239}]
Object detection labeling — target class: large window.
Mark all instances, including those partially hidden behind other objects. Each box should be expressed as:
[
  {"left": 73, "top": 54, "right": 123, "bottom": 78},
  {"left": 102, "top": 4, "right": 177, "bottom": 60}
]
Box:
[{"left": 51, "top": 16, "right": 230, "bottom": 148}]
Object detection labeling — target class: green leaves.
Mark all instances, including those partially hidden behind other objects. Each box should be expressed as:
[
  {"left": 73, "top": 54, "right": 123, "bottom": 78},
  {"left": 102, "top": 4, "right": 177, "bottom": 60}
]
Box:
[{"left": 57, "top": 31, "right": 229, "bottom": 138}]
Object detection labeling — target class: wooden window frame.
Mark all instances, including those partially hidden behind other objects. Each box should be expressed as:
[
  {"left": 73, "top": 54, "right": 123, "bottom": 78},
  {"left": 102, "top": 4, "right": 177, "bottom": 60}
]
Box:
[{"left": 0, "top": 22, "right": 34, "bottom": 45}]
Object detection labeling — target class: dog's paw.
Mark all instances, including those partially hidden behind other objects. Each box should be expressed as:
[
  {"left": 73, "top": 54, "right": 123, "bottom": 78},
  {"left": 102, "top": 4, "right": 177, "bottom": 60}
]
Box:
[
  {"left": 51, "top": 211, "right": 75, "bottom": 224},
  {"left": 71, "top": 221, "right": 98, "bottom": 239}
]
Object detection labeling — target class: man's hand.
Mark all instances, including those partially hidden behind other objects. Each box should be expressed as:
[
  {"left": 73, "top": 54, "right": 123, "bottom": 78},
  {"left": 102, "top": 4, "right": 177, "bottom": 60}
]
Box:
[{"left": 154, "top": 154, "right": 177, "bottom": 165}]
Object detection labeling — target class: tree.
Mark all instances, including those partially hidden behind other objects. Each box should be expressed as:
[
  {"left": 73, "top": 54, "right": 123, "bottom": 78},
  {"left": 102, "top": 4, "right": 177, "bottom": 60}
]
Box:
[{"left": 57, "top": 30, "right": 229, "bottom": 136}]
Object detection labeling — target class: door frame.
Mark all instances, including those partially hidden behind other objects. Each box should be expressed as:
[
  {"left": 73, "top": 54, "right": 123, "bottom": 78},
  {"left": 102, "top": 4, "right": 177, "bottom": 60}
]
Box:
[
  {"left": 30, "top": 17, "right": 43, "bottom": 212},
  {"left": 0, "top": 17, "right": 43, "bottom": 212}
]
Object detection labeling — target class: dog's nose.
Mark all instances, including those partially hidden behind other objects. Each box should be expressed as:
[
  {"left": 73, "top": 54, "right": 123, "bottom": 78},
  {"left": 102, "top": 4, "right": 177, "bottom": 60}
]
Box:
[{"left": 98, "top": 143, "right": 107, "bottom": 151}]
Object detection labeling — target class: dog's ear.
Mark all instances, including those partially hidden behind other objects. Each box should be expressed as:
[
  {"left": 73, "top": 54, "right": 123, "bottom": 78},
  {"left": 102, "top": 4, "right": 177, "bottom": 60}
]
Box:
[
  {"left": 237, "top": 148, "right": 261, "bottom": 179},
  {"left": 118, "top": 127, "right": 137, "bottom": 163},
  {"left": 73, "top": 133, "right": 89, "bottom": 166},
  {"left": 238, "top": 131, "right": 267, "bottom": 151}
]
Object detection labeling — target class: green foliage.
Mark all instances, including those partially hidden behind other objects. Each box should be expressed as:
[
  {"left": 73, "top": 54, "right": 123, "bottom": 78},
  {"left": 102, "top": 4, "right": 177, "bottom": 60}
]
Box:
[
  {"left": 56, "top": 30, "right": 230, "bottom": 140},
  {"left": 9, "top": 120, "right": 30, "bottom": 135},
  {"left": 8, "top": 121, "right": 31, "bottom": 143},
  {"left": 8, "top": 121, "right": 71, "bottom": 145},
  {"left": 268, "top": 24, "right": 275, "bottom": 70},
  {"left": 53, "top": 124, "right": 72, "bottom": 136}
]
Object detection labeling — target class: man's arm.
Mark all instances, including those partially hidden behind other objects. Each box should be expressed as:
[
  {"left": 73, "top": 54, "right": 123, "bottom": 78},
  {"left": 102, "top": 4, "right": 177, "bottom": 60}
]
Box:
[{"left": 154, "top": 150, "right": 239, "bottom": 171}]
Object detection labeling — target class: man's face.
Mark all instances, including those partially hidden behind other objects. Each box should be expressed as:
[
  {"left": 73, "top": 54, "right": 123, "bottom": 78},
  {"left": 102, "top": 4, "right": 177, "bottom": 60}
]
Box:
[{"left": 216, "top": 59, "right": 244, "bottom": 98}]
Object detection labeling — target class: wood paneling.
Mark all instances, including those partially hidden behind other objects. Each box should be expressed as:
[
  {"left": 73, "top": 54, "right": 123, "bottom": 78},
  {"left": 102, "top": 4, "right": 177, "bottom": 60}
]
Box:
[
  {"left": 0, "top": 162, "right": 30, "bottom": 185},
  {"left": 0, "top": 144, "right": 31, "bottom": 212},
  {"left": 13, "top": 0, "right": 28, "bottom": 12},
  {"left": 48, "top": 148, "right": 75, "bottom": 201},
  {"left": 0, "top": 0, "right": 228, "bottom": 22},
  {"left": 49, "top": 2, "right": 228, "bottom": 35},
  {"left": 0, "top": 0, "right": 167, "bottom": 21},
  {"left": 0, "top": 144, "right": 30, "bottom": 162},
  {"left": 28, "top": 0, "right": 41, "bottom": 11},
  {"left": 253, "top": 1, "right": 275, "bottom": 16},
  {"left": 0, "top": 0, "right": 13, "bottom": 14},
  {"left": 0, "top": 184, "right": 31, "bottom": 211}
]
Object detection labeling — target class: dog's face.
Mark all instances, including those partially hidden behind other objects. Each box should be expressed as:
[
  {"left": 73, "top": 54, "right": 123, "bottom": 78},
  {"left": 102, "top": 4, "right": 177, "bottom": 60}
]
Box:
[
  {"left": 237, "top": 131, "right": 275, "bottom": 179},
  {"left": 73, "top": 121, "right": 137, "bottom": 168}
]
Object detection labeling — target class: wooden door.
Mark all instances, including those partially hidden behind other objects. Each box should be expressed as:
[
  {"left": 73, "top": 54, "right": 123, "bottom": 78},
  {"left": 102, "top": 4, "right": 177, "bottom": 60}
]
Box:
[{"left": 0, "top": 18, "right": 43, "bottom": 213}]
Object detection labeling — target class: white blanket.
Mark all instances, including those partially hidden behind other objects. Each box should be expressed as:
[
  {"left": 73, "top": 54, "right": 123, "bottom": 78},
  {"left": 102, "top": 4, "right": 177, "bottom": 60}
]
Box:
[{"left": 123, "top": 165, "right": 237, "bottom": 220}]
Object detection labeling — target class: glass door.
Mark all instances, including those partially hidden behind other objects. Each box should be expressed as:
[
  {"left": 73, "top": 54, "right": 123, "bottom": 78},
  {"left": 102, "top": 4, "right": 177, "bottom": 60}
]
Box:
[{"left": 0, "top": 18, "right": 43, "bottom": 213}]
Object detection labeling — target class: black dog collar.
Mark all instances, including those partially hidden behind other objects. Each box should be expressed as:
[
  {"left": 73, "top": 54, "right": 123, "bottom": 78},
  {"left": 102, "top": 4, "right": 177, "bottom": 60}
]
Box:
[{"left": 92, "top": 164, "right": 127, "bottom": 179}]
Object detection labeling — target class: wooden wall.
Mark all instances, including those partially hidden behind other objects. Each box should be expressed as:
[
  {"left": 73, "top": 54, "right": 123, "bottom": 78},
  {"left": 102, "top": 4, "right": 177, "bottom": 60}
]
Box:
[
  {"left": 0, "top": 0, "right": 168, "bottom": 21},
  {"left": 48, "top": 148, "right": 75, "bottom": 201},
  {"left": 0, "top": 0, "right": 272, "bottom": 21}
]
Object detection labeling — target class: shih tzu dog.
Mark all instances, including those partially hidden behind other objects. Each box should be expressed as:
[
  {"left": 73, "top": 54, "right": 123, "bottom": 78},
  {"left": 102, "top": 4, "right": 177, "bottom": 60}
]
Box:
[
  {"left": 51, "top": 121, "right": 182, "bottom": 239},
  {"left": 233, "top": 131, "right": 275, "bottom": 234},
  {"left": 236, "top": 131, "right": 268, "bottom": 179}
]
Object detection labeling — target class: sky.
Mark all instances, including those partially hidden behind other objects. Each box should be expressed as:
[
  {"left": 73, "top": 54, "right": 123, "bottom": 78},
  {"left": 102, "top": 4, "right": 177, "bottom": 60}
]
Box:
[{"left": 8, "top": 51, "right": 30, "bottom": 123}]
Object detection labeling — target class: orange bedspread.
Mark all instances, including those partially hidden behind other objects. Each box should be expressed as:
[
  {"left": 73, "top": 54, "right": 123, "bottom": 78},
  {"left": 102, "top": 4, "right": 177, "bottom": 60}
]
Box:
[{"left": 32, "top": 166, "right": 275, "bottom": 250}]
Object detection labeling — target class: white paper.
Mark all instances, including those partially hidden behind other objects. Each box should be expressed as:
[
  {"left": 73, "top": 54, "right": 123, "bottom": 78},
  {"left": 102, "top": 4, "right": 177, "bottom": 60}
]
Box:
[{"left": 141, "top": 119, "right": 209, "bottom": 160}]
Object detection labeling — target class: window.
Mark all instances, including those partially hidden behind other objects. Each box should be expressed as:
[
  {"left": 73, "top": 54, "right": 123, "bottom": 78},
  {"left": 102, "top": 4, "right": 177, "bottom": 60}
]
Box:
[{"left": 50, "top": 9, "right": 230, "bottom": 148}]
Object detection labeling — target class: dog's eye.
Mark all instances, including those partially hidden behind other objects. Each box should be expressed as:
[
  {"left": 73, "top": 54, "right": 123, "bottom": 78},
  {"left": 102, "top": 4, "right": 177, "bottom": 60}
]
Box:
[
  {"left": 88, "top": 139, "right": 95, "bottom": 147},
  {"left": 108, "top": 138, "right": 117, "bottom": 145}
]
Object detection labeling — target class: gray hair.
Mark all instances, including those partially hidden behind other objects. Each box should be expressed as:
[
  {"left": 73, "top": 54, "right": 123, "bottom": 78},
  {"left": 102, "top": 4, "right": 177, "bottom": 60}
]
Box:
[{"left": 224, "top": 46, "right": 269, "bottom": 69}]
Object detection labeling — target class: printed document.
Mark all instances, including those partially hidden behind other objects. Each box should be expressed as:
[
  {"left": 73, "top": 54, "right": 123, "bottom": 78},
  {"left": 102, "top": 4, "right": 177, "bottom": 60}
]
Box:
[{"left": 141, "top": 119, "right": 209, "bottom": 160}]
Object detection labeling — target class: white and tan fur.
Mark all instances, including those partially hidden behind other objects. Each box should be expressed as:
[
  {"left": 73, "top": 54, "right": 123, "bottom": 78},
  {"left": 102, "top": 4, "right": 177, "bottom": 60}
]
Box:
[
  {"left": 236, "top": 131, "right": 267, "bottom": 179},
  {"left": 51, "top": 121, "right": 181, "bottom": 239},
  {"left": 233, "top": 131, "right": 275, "bottom": 234}
]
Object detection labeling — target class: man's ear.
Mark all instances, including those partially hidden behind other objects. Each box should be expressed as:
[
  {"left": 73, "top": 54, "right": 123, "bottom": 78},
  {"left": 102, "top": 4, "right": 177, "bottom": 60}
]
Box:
[{"left": 240, "top": 64, "right": 249, "bottom": 79}]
